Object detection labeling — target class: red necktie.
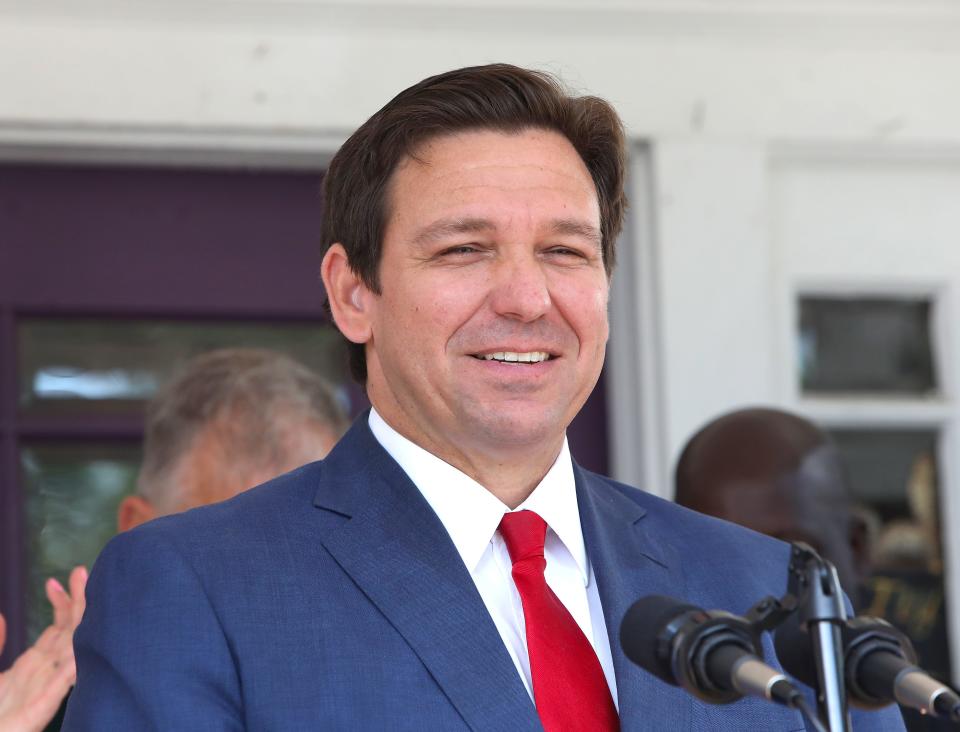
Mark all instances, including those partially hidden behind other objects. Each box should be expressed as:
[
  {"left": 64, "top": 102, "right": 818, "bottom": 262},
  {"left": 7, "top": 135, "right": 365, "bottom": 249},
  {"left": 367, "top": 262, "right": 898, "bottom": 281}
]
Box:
[{"left": 499, "top": 510, "right": 619, "bottom": 732}]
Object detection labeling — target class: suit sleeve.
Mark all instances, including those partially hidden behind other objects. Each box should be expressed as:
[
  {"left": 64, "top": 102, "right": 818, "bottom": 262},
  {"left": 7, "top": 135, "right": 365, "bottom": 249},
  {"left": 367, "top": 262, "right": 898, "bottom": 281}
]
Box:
[
  {"left": 62, "top": 526, "right": 244, "bottom": 731},
  {"left": 849, "top": 705, "right": 906, "bottom": 731}
]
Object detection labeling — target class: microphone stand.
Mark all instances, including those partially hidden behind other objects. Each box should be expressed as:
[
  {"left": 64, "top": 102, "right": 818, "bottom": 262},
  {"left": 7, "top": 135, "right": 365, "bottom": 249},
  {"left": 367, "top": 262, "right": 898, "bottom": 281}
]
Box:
[
  {"left": 744, "top": 543, "right": 852, "bottom": 732},
  {"left": 786, "top": 543, "right": 852, "bottom": 732}
]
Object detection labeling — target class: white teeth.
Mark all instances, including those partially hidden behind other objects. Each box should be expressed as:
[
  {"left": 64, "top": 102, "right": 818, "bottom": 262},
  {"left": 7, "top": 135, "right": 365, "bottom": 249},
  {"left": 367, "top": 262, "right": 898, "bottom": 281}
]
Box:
[{"left": 481, "top": 351, "right": 549, "bottom": 363}]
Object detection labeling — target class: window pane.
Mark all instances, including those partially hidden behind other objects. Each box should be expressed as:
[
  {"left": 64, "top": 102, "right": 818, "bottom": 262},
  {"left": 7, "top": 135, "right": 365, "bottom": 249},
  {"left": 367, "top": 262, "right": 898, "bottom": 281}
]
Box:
[
  {"left": 22, "top": 442, "right": 141, "bottom": 642},
  {"left": 798, "top": 297, "right": 936, "bottom": 395},
  {"left": 830, "top": 428, "right": 938, "bottom": 523},
  {"left": 18, "top": 318, "right": 348, "bottom": 413}
]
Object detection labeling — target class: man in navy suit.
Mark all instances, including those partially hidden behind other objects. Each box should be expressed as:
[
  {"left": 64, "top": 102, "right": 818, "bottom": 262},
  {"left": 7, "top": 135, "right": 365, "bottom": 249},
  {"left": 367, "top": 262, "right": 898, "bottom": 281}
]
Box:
[{"left": 64, "top": 65, "right": 905, "bottom": 730}]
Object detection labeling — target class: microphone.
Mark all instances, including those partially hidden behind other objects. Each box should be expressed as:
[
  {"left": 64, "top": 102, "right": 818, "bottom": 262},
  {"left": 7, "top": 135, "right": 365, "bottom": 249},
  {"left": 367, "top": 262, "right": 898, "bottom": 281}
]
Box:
[
  {"left": 620, "top": 595, "right": 801, "bottom": 707},
  {"left": 775, "top": 615, "right": 960, "bottom": 721}
]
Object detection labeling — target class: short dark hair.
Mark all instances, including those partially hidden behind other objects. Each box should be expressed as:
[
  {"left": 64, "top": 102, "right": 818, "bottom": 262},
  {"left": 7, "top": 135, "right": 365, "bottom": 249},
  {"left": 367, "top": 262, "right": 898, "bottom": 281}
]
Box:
[
  {"left": 321, "top": 63, "right": 628, "bottom": 384},
  {"left": 138, "top": 348, "right": 349, "bottom": 505}
]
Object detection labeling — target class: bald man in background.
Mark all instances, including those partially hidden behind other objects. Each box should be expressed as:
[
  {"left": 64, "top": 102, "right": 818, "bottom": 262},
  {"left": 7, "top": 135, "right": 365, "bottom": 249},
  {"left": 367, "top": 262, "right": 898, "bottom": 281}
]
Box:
[
  {"left": 673, "top": 406, "right": 869, "bottom": 603},
  {"left": 0, "top": 348, "right": 348, "bottom": 732}
]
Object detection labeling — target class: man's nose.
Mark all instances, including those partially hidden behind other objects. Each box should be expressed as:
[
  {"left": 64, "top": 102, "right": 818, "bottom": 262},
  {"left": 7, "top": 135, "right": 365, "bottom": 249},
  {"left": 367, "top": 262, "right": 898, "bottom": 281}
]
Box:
[{"left": 489, "top": 255, "right": 551, "bottom": 322}]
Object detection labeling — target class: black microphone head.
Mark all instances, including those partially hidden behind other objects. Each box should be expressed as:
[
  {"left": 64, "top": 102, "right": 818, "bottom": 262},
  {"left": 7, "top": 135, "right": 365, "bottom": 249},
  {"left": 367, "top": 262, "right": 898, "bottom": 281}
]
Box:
[
  {"left": 620, "top": 595, "right": 701, "bottom": 685},
  {"left": 775, "top": 613, "right": 919, "bottom": 709},
  {"left": 842, "top": 617, "right": 917, "bottom": 708},
  {"left": 621, "top": 595, "right": 761, "bottom": 704},
  {"left": 842, "top": 617, "right": 917, "bottom": 665}
]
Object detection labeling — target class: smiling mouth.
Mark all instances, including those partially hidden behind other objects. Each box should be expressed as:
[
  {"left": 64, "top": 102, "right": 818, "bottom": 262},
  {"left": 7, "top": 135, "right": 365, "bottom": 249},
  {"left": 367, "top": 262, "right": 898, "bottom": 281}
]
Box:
[{"left": 471, "top": 351, "right": 554, "bottom": 364}]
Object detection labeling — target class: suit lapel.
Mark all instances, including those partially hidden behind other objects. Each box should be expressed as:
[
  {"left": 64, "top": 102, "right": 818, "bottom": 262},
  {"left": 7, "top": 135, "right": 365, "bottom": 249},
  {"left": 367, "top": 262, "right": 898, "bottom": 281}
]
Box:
[
  {"left": 311, "top": 419, "right": 540, "bottom": 732},
  {"left": 576, "top": 466, "right": 692, "bottom": 732}
]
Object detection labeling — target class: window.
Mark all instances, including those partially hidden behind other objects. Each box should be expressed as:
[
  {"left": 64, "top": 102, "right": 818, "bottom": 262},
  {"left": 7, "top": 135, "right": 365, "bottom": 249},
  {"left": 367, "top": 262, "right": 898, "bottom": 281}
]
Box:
[{"left": 799, "top": 297, "right": 936, "bottom": 396}]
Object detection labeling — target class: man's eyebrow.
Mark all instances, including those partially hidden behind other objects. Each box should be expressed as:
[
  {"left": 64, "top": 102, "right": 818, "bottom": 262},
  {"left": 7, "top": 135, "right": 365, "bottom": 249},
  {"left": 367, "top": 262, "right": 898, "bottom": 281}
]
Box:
[
  {"left": 410, "top": 216, "right": 602, "bottom": 249},
  {"left": 548, "top": 219, "right": 602, "bottom": 248},
  {"left": 411, "top": 218, "right": 496, "bottom": 246}
]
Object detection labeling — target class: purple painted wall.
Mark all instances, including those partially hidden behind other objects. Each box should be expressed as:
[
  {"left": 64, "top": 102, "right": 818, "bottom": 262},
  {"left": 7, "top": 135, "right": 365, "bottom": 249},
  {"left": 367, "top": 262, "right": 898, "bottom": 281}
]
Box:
[{"left": 1, "top": 164, "right": 329, "bottom": 315}]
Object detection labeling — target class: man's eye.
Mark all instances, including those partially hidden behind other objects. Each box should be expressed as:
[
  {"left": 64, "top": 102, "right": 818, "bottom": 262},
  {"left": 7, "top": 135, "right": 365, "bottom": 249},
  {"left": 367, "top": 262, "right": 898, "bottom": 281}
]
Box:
[
  {"left": 546, "top": 246, "right": 587, "bottom": 258},
  {"left": 440, "top": 245, "right": 481, "bottom": 256}
]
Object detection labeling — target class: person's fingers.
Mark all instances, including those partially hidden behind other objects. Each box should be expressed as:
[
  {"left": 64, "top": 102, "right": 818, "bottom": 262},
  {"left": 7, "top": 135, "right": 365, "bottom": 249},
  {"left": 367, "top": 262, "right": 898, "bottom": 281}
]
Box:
[
  {"left": 0, "top": 654, "right": 72, "bottom": 732},
  {"left": 51, "top": 620, "right": 76, "bottom": 668},
  {"left": 0, "top": 572, "right": 84, "bottom": 732},
  {"left": 30, "top": 625, "right": 62, "bottom": 656},
  {"left": 0, "top": 628, "right": 73, "bottom": 699},
  {"left": 67, "top": 566, "right": 88, "bottom": 627},
  {"left": 2, "top": 647, "right": 53, "bottom": 701},
  {"left": 55, "top": 641, "right": 77, "bottom": 678},
  {"left": 46, "top": 578, "right": 71, "bottom": 629},
  {"left": 50, "top": 653, "right": 77, "bottom": 691},
  {"left": 0, "top": 612, "right": 6, "bottom": 655},
  {"left": 18, "top": 662, "right": 75, "bottom": 732}
]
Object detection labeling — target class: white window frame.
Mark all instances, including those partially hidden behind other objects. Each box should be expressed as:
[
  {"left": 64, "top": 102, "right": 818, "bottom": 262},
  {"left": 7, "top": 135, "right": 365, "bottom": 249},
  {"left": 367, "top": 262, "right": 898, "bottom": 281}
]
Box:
[{"left": 607, "top": 142, "right": 665, "bottom": 497}]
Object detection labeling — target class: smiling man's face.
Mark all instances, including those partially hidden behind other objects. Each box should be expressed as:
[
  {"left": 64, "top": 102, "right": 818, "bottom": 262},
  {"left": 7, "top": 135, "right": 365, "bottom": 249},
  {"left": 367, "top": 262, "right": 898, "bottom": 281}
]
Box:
[{"left": 359, "top": 128, "right": 609, "bottom": 469}]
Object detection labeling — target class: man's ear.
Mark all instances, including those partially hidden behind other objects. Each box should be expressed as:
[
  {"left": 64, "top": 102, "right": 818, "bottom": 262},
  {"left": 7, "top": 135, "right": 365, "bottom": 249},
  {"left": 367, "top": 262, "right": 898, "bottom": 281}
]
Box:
[
  {"left": 117, "top": 494, "right": 158, "bottom": 533},
  {"left": 321, "top": 243, "right": 374, "bottom": 344}
]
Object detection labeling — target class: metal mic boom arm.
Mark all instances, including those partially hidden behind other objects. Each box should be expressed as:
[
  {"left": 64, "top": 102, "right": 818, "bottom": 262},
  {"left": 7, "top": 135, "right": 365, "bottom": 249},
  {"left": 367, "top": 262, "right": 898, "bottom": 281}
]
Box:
[
  {"left": 787, "top": 543, "right": 852, "bottom": 732},
  {"left": 738, "top": 543, "right": 852, "bottom": 732}
]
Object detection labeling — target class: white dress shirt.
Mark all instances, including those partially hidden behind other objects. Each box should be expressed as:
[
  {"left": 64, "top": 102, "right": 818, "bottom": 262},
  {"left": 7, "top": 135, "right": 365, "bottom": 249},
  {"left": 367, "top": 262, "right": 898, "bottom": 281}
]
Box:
[{"left": 368, "top": 409, "right": 618, "bottom": 707}]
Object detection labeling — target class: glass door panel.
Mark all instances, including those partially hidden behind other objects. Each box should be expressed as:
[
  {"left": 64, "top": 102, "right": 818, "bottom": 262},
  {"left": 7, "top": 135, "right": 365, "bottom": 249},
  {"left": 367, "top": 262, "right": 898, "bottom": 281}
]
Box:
[
  {"left": 21, "top": 442, "right": 141, "bottom": 642},
  {"left": 19, "top": 317, "right": 349, "bottom": 414}
]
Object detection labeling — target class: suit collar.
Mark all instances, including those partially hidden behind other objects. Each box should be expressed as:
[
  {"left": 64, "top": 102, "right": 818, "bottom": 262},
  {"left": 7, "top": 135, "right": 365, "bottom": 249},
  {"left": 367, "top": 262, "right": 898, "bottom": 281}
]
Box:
[
  {"left": 312, "top": 419, "right": 688, "bottom": 730},
  {"left": 311, "top": 416, "right": 541, "bottom": 731}
]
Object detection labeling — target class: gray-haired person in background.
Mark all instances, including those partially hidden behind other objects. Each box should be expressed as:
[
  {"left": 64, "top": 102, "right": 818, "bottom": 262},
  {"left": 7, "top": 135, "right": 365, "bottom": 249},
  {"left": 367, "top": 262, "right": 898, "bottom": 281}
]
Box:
[
  {"left": 117, "top": 347, "right": 349, "bottom": 531},
  {"left": 0, "top": 348, "right": 348, "bottom": 732}
]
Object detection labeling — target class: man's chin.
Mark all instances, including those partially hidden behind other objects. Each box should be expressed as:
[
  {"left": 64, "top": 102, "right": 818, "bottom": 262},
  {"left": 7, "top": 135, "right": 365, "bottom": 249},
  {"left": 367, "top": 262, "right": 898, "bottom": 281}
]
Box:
[{"left": 466, "top": 411, "right": 567, "bottom": 454}]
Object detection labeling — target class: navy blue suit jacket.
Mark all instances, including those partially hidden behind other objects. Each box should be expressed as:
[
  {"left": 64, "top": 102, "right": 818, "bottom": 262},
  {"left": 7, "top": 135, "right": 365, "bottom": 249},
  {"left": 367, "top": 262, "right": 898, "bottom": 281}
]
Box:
[{"left": 64, "top": 417, "right": 904, "bottom": 730}]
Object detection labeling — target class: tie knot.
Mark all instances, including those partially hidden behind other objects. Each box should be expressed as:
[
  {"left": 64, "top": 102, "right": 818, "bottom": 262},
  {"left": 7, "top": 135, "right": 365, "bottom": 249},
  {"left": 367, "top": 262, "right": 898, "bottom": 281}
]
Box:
[{"left": 499, "top": 510, "right": 548, "bottom": 564}]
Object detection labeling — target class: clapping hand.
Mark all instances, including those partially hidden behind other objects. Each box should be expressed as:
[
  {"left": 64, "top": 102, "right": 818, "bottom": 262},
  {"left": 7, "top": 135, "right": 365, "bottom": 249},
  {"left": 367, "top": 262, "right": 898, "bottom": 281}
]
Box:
[{"left": 0, "top": 567, "right": 87, "bottom": 732}]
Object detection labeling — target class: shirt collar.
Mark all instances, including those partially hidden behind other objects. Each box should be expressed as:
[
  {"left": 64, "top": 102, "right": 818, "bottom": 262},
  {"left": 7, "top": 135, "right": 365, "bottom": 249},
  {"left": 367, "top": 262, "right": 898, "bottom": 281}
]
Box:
[
  {"left": 367, "top": 408, "right": 589, "bottom": 585},
  {"left": 515, "top": 445, "right": 589, "bottom": 586}
]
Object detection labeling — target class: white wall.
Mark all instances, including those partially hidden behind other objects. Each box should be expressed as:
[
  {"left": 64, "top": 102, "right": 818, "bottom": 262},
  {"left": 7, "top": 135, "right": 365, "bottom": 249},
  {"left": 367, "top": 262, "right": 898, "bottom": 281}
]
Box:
[
  {"left": 652, "top": 139, "right": 775, "bottom": 468},
  {"left": 3, "top": 1, "right": 960, "bottom": 144},
  {"left": 4, "top": 1, "right": 960, "bottom": 601}
]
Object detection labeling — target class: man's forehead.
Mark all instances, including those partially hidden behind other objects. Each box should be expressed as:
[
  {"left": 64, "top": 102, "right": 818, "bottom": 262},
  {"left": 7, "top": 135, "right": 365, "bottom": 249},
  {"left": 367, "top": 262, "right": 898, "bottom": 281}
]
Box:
[
  {"left": 384, "top": 129, "right": 601, "bottom": 247},
  {"left": 396, "top": 127, "right": 592, "bottom": 183}
]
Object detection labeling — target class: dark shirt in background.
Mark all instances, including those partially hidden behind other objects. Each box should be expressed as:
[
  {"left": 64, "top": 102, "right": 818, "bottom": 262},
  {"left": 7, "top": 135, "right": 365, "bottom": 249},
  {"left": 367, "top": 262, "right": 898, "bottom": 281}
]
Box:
[{"left": 862, "top": 569, "right": 953, "bottom": 732}]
